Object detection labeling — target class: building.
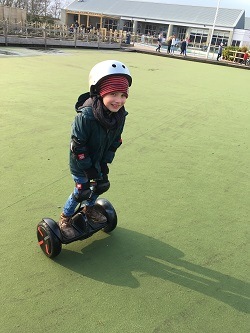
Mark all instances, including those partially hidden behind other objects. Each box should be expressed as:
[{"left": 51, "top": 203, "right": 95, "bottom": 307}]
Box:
[{"left": 61, "top": 0, "right": 250, "bottom": 47}]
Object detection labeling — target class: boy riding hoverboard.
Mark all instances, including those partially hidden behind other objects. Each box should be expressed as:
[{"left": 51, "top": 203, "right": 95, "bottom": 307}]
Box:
[{"left": 37, "top": 60, "right": 132, "bottom": 257}]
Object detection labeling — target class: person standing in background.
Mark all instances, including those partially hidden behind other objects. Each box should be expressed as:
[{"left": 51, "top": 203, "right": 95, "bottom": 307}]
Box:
[
  {"left": 156, "top": 33, "right": 163, "bottom": 52},
  {"left": 170, "top": 35, "right": 176, "bottom": 54},
  {"left": 166, "top": 36, "right": 172, "bottom": 53},
  {"left": 217, "top": 43, "right": 223, "bottom": 61},
  {"left": 180, "top": 38, "right": 187, "bottom": 56}
]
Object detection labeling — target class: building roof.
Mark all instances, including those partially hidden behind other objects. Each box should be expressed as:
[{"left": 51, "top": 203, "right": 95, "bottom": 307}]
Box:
[{"left": 65, "top": 0, "right": 244, "bottom": 28}]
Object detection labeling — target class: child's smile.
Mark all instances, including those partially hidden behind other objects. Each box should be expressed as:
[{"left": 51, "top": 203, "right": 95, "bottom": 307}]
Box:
[{"left": 102, "top": 92, "right": 128, "bottom": 112}]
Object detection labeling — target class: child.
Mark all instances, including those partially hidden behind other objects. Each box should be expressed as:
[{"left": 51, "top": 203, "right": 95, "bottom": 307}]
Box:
[
  {"left": 59, "top": 60, "right": 132, "bottom": 238},
  {"left": 243, "top": 51, "right": 249, "bottom": 65}
]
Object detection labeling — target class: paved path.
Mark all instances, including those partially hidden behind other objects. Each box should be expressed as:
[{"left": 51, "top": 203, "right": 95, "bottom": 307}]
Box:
[{"left": 125, "top": 42, "right": 250, "bottom": 70}]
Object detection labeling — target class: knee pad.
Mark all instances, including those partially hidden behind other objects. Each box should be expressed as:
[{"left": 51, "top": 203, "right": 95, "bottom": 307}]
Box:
[
  {"left": 94, "top": 180, "right": 110, "bottom": 195},
  {"left": 73, "top": 182, "right": 91, "bottom": 202}
]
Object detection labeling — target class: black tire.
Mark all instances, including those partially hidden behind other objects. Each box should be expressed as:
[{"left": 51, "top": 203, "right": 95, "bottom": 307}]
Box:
[
  {"left": 95, "top": 198, "right": 117, "bottom": 233},
  {"left": 102, "top": 215, "right": 117, "bottom": 233},
  {"left": 37, "top": 221, "right": 62, "bottom": 258}
]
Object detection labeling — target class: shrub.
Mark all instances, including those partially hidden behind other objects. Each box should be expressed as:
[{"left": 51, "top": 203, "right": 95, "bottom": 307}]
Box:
[
  {"left": 240, "top": 46, "right": 248, "bottom": 53},
  {"left": 223, "top": 46, "right": 240, "bottom": 60}
]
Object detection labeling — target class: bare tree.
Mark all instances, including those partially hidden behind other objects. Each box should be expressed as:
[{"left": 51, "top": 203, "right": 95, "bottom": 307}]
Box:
[
  {"left": 0, "top": 0, "right": 28, "bottom": 8},
  {"left": 0, "top": 0, "right": 64, "bottom": 19},
  {"left": 50, "top": 0, "right": 63, "bottom": 19}
]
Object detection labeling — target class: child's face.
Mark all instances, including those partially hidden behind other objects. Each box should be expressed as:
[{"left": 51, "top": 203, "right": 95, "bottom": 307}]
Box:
[{"left": 102, "top": 92, "right": 128, "bottom": 112}]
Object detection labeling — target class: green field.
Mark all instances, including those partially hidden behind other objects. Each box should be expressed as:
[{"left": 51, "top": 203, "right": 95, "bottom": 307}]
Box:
[{"left": 0, "top": 48, "right": 249, "bottom": 332}]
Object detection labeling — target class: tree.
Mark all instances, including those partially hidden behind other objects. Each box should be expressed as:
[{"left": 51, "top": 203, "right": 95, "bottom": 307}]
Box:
[
  {"left": 0, "top": 0, "right": 64, "bottom": 19},
  {"left": 49, "top": 0, "right": 62, "bottom": 19}
]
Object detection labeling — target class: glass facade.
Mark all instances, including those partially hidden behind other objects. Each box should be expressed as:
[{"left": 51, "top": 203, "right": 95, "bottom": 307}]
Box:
[
  {"left": 232, "top": 40, "right": 241, "bottom": 47},
  {"left": 137, "top": 22, "right": 142, "bottom": 34},
  {"left": 103, "top": 19, "right": 118, "bottom": 30},
  {"left": 189, "top": 28, "right": 208, "bottom": 49},
  {"left": 188, "top": 28, "right": 229, "bottom": 49},
  {"left": 145, "top": 24, "right": 157, "bottom": 36},
  {"left": 211, "top": 30, "right": 230, "bottom": 46},
  {"left": 123, "top": 20, "right": 133, "bottom": 32},
  {"left": 178, "top": 27, "right": 187, "bottom": 41}
]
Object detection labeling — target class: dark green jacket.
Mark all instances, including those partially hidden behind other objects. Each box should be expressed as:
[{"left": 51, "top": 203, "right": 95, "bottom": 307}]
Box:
[{"left": 69, "top": 105, "right": 127, "bottom": 177}]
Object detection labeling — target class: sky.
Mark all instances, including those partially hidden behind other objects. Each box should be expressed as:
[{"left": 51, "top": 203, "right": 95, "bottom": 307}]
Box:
[{"left": 62, "top": 0, "right": 250, "bottom": 17}]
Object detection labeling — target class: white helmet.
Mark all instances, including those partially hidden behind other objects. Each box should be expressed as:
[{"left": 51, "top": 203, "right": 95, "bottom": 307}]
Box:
[{"left": 89, "top": 60, "right": 132, "bottom": 96}]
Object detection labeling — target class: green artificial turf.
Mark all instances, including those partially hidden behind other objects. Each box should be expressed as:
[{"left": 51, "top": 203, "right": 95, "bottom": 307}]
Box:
[{"left": 0, "top": 48, "right": 249, "bottom": 333}]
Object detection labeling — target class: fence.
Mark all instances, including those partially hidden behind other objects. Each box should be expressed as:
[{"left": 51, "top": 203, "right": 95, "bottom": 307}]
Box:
[
  {"left": 226, "top": 50, "right": 249, "bottom": 63},
  {"left": 0, "top": 21, "right": 228, "bottom": 59},
  {"left": 0, "top": 20, "right": 132, "bottom": 47}
]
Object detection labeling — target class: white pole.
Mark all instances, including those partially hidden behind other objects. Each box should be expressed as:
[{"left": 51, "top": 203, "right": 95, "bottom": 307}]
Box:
[{"left": 206, "top": 0, "right": 221, "bottom": 59}]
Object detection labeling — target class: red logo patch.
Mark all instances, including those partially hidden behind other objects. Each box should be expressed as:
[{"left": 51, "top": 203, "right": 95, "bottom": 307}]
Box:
[
  {"left": 76, "top": 183, "right": 83, "bottom": 190},
  {"left": 78, "top": 153, "right": 85, "bottom": 160}
]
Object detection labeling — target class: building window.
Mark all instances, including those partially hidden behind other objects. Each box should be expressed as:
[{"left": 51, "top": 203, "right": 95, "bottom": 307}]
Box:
[
  {"left": 189, "top": 29, "right": 208, "bottom": 48},
  {"left": 211, "top": 30, "right": 229, "bottom": 46},
  {"left": 103, "top": 19, "right": 118, "bottom": 31},
  {"left": 178, "top": 27, "right": 187, "bottom": 41},
  {"left": 145, "top": 24, "right": 157, "bottom": 36},
  {"left": 137, "top": 23, "right": 142, "bottom": 34},
  {"left": 232, "top": 40, "right": 240, "bottom": 47},
  {"left": 123, "top": 20, "right": 133, "bottom": 32}
]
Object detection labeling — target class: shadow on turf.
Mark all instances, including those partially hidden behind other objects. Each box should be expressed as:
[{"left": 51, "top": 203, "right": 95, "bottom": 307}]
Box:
[{"left": 55, "top": 227, "right": 249, "bottom": 313}]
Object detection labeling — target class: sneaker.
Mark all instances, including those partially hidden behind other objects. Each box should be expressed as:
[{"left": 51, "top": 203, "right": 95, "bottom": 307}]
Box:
[
  {"left": 58, "top": 213, "right": 76, "bottom": 238},
  {"left": 82, "top": 205, "right": 107, "bottom": 223}
]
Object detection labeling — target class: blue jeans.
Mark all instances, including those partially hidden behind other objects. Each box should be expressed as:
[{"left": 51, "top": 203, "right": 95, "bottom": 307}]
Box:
[{"left": 63, "top": 174, "right": 98, "bottom": 216}]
